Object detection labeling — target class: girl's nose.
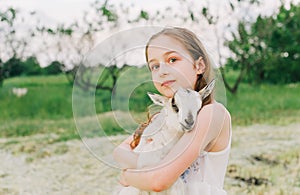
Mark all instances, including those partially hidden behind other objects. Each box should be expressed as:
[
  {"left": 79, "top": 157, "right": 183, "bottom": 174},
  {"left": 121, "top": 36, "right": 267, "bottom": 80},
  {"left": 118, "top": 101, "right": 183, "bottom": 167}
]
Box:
[{"left": 159, "top": 62, "right": 169, "bottom": 76}]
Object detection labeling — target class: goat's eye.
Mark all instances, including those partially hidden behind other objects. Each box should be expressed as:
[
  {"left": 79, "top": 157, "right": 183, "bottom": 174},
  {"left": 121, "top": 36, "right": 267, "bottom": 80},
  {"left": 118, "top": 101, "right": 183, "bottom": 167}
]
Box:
[
  {"left": 171, "top": 98, "right": 179, "bottom": 113},
  {"left": 172, "top": 103, "right": 179, "bottom": 113}
]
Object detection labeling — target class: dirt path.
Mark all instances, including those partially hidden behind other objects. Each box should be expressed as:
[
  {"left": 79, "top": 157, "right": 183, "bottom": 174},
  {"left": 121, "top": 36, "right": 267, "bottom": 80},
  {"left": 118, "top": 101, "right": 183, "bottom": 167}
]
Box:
[
  {"left": 0, "top": 123, "right": 300, "bottom": 194},
  {"left": 0, "top": 134, "right": 125, "bottom": 194}
]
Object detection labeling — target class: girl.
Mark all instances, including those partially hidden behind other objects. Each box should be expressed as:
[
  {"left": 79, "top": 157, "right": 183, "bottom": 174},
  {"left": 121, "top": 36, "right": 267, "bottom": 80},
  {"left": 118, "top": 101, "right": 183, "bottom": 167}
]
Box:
[{"left": 113, "top": 27, "right": 231, "bottom": 194}]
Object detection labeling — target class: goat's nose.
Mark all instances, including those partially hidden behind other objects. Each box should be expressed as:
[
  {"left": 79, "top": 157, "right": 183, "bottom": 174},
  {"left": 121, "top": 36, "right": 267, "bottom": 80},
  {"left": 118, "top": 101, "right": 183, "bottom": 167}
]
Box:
[{"left": 184, "top": 119, "right": 194, "bottom": 126}]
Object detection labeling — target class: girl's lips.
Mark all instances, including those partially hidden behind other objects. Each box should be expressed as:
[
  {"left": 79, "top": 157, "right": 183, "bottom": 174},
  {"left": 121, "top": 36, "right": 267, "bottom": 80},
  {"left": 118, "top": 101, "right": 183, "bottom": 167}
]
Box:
[{"left": 161, "top": 80, "right": 175, "bottom": 87}]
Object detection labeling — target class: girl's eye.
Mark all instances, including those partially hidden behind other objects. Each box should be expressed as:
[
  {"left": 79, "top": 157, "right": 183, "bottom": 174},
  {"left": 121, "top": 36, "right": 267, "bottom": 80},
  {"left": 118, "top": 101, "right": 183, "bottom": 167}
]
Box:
[
  {"left": 150, "top": 64, "right": 160, "bottom": 71},
  {"left": 168, "top": 57, "right": 177, "bottom": 64}
]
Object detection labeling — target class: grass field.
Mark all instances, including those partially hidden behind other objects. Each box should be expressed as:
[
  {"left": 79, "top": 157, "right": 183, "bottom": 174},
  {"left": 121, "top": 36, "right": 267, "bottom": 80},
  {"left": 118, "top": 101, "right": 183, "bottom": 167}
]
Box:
[
  {"left": 1, "top": 72, "right": 300, "bottom": 194},
  {"left": 0, "top": 71, "right": 299, "bottom": 141}
]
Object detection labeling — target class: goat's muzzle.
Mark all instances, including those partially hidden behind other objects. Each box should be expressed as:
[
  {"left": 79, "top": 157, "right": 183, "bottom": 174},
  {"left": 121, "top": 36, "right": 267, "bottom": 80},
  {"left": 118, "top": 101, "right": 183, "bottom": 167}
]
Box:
[{"left": 180, "top": 122, "right": 194, "bottom": 132}]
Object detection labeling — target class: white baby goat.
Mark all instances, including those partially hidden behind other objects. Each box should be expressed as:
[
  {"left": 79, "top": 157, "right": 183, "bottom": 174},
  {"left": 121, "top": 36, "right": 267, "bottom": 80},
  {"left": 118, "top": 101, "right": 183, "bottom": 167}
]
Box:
[{"left": 118, "top": 79, "right": 215, "bottom": 195}]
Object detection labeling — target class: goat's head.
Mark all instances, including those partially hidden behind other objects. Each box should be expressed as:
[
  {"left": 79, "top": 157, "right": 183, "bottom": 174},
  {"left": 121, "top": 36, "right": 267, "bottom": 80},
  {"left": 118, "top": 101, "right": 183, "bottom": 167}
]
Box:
[{"left": 147, "top": 79, "right": 215, "bottom": 132}]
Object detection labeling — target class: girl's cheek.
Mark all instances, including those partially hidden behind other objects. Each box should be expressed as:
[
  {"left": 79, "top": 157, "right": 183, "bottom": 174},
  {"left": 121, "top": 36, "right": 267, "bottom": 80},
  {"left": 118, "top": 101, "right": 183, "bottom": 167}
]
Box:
[{"left": 151, "top": 73, "right": 158, "bottom": 80}]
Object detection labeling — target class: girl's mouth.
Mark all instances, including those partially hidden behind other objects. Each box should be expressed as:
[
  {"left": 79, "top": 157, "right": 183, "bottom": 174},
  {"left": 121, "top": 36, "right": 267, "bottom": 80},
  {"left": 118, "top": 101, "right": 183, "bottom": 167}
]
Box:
[{"left": 161, "top": 80, "right": 175, "bottom": 87}]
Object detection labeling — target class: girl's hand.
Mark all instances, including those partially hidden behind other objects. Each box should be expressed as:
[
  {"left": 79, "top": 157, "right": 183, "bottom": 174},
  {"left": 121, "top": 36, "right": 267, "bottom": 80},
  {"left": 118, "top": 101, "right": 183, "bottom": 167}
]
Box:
[
  {"left": 119, "top": 169, "right": 129, "bottom": 187},
  {"left": 113, "top": 136, "right": 139, "bottom": 169}
]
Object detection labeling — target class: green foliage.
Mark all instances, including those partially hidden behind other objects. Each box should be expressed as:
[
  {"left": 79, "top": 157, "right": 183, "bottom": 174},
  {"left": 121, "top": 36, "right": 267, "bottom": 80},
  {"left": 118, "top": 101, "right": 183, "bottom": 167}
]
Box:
[
  {"left": 0, "top": 56, "right": 44, "bottom": 79},
  {"left": 22, "top": 57, "right": 44, "bottom": 75},
  {"left": 2, "top": 57, "right": 24, "bottom": 77},
  {"left": 100, "top": 4, "right": 118, "bottom": 22},
  {"left": 1, "top": 57, "right": 62, "bottom": 82},
  {"left": 140, "top": 10, "right": 149, "bottom": 20},
  {"left": 225, "top": 3, "right": 300, "bottom": 84},
  {"left": 42, "top": 61, "right": 62, "bottom": 75},
  {"left": 261, "top": 4, "right": 300, "bottom": 83}
]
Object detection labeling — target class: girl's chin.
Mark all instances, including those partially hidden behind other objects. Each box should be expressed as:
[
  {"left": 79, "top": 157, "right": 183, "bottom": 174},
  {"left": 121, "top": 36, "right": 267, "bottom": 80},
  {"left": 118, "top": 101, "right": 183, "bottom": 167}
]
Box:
[
  {"left": 160, "top": 87, "right": 177, "bottom": 98},
  {"left": 154, "top": 82, "right": 178, "bottom": 97}
]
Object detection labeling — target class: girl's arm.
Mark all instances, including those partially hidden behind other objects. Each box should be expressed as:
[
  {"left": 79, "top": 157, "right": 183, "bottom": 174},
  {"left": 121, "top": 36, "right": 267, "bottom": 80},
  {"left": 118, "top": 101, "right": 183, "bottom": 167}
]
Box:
[
  {"left": 121, "top": 104, "right": 229, "bottom": 192},
  {"left": 113, "top": 135, "right": 138, "bottom": 169}
]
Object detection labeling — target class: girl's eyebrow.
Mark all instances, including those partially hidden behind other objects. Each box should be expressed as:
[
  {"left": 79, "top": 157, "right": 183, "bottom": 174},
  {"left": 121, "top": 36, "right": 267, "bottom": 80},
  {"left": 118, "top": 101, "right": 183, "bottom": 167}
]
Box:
[
  {"left": 148, "top": 50, "right": 179, "bottom": 63},
  {"left": 163, "top": 50, "right": 178, "bottom": 57}
]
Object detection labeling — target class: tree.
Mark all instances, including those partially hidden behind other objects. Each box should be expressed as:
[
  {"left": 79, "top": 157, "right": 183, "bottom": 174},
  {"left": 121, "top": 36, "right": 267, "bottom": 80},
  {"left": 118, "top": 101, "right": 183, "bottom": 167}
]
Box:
[
  {"left": 259, "top": 3, "right": 300, "bottom": 84},
  {"left": 37, "top": 0, "right": 122, "bottom": 91},
  {"left": 195, "top": 0, "right": 262, "bottom": 94},
  {"left": 224, "top": 2, "right": 300, "bottom": 88},
  {"left": 0, "top": 7, "right": 19, "bottom": 85},
  {"left": 0, "top": 7, "right": 37, "bottom": 85}
]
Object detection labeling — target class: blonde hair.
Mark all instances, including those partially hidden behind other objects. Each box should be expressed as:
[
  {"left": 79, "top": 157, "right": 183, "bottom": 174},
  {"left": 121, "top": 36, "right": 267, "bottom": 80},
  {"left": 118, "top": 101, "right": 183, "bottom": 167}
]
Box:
[{"left": 145, "top": 27, "right": 215, "bottom": 106}]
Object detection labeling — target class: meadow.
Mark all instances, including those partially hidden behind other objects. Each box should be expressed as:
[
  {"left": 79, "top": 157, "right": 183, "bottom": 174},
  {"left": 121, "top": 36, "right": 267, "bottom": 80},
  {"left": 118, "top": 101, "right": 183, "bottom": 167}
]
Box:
[
  {"left": 1, "top": 70, "right": 299, "bottom": 140},
  {"left": 1, "top": 70, "right": 300, "bottom": 194}
]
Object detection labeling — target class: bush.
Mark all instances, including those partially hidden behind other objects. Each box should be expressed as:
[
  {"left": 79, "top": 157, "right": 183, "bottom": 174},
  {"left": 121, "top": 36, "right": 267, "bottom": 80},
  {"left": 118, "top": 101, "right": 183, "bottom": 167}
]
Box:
[{"left": 42, "top": 61, "right": 62, "bottom": 75}]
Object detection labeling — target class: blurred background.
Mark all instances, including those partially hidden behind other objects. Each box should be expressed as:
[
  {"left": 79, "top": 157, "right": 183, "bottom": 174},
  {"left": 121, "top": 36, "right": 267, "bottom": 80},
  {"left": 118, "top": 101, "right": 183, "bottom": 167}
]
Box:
[{"left": 0, "top": 0, "right": 300, "bottom": 194}]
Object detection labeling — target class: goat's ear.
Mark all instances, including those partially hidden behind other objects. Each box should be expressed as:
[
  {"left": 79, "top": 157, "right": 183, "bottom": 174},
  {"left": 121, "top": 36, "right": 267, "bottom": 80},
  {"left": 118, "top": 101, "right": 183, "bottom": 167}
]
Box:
[
  {"left": 199, "top": 79, "right": 216, "bottom": 100},
  {"left": 147, "top": 92, "right": 168, "bottom": 106}
]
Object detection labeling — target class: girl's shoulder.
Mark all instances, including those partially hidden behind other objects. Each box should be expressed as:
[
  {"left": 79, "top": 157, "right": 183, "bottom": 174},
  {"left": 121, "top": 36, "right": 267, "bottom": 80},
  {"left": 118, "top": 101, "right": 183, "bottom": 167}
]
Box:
[
  {"left": 199, "top": 101, "right": 231, "bottom": 152},
  {"left": 200, "top": 101, "right": 231, "bottom": 120}
]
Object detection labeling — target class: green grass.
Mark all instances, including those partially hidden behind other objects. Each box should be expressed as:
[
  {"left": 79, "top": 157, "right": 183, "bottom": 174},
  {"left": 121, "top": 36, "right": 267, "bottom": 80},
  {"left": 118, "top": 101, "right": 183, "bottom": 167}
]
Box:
[
  {"left": 223, "top": 69, "right": 300, "bottom": 126},
  {"left": 0, "top": 74, "right": 73, "bottom": 119},
  {"left": 0, "top": 118, "right": 79, "bottom": 141},
  {"left": 0, "top": 71, "right": 299, "bottom": 140},
  {"left": 227, "top": 82, "right": 300, "bottom": 126}
]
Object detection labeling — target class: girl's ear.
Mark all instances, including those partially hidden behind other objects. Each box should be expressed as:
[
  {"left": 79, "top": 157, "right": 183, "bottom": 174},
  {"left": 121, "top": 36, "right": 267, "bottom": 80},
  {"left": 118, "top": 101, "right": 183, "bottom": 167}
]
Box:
[
  {"left": 195, "top": 57, "right": 206, "bottom": 75},
  {"left": 147, "top": 92, "right": 168, "bottom": 106}
]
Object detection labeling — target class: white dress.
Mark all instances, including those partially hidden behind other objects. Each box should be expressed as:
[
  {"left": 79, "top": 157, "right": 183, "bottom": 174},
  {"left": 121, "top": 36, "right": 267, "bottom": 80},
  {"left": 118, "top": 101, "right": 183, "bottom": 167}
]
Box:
[{"left": 180, "top": 129, "right": 232, "bottom": 195}]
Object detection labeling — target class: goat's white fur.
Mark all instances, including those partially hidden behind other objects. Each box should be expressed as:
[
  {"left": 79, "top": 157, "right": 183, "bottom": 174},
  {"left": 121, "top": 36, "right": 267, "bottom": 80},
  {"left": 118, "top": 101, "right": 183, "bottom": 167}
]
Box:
[{"left": 118, "top": 80, "right": 215, "bottom": 195}]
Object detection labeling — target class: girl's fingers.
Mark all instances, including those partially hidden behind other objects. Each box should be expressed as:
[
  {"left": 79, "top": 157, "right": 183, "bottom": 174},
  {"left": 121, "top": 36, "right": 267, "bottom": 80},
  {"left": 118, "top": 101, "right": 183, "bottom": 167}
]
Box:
[{"left": 119, "top": 170, "right": 129, "bottom": 187}]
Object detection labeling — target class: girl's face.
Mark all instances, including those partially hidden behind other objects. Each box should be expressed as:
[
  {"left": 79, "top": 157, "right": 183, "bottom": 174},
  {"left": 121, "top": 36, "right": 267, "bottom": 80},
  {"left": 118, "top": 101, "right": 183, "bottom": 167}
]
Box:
[{"left": 147, "top": 35, "right": 203, "bottom": 98}]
